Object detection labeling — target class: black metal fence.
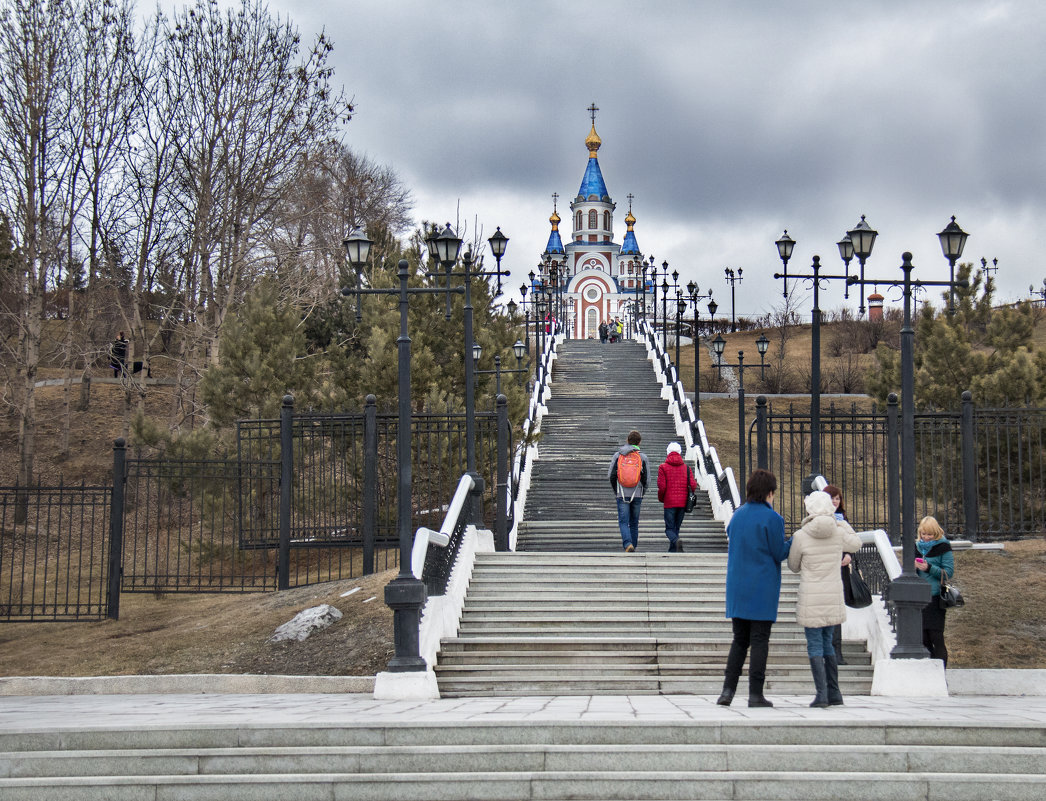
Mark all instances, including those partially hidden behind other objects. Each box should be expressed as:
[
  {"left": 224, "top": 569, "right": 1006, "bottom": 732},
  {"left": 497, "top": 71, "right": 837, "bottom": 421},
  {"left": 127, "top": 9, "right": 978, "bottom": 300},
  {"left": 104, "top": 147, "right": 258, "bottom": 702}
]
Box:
[
  {"left": 2, "top": 395, "right": 512, "bottom": 622},
  {"left": 752, "top": 394, "right": 1046, "bottom": 541},
  {"left": 0, "top": 484, "right": 112, "bottom": 621}
]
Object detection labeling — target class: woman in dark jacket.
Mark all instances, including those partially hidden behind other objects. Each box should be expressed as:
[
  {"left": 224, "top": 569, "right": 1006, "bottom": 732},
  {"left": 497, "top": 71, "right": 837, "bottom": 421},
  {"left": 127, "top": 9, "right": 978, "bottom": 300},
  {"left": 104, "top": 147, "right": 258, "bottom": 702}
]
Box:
[
  {"left": 915, "top": 515, "right": 955, "bottom": 666},
  {"left": 718, "top": 469, "right": 791, "bottom": 707},
  {"left": 657, "top": 442, "right": 697, "bottom": 552}
]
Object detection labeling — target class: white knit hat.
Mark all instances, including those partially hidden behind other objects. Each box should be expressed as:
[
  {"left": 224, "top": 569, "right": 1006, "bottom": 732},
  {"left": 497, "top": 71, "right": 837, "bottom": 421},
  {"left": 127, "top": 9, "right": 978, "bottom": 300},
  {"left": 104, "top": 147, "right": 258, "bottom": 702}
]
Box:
[
  {"left": 804, "top": 490, "right": 835, "bottom": 517},
  {"left": 667, "top": 442, "right": 682, "bottom": 455}
]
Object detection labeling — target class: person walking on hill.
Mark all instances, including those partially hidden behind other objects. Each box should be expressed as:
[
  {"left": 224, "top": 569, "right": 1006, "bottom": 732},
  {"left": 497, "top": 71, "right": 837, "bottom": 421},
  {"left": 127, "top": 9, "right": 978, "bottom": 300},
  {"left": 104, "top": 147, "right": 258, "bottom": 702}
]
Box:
[
  {"left": 109, "top": 331, "right": 128, "bottom": 377},
  {"left": 915, "top": 515, "right": 955, "bottom": 667},
  {"left": 608, "top": 430, "right": 649, "bottom": 552},
  {"left": 657, "top": 442, "right": 696, "bottom": 552},
  {"left": 787, "top": 490, "right": 862, "bottom": 707},
  {"left": 717, "top": 469, "right": 790, "bottom": 707}
]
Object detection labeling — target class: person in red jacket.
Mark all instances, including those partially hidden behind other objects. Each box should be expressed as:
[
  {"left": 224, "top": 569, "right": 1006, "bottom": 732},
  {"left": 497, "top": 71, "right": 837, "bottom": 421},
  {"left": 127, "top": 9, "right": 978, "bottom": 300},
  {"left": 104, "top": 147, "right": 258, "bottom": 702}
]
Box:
[{"left": 657, "top": 442, "right": 697, "bottom": 552}]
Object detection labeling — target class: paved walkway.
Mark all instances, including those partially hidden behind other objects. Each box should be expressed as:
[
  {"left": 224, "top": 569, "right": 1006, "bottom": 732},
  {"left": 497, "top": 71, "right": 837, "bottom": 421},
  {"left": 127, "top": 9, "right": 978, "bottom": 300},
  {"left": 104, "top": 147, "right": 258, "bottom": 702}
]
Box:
[{"left": 3, "top": 692, "right": 1045, "bottom": 731}]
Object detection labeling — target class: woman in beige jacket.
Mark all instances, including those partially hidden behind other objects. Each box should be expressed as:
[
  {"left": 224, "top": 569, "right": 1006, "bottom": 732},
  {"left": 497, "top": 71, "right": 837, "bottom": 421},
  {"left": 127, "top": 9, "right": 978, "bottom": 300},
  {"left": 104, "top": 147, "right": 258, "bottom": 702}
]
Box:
[{"left": 787, "top": 490, "right": 862, "bottom": 707}]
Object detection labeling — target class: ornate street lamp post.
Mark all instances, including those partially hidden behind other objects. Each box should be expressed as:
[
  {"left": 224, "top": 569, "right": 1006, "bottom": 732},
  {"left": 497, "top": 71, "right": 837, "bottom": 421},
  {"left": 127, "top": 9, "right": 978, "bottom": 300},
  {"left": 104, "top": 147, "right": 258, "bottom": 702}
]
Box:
[
  {"left": 937, "top": 215, "right": 969, "bottom": 313},
  {"left": 724, "top": 267, "right": 743, "bottom": 332},
  {"left": 711, "top": 335, "right": 768, "bottom": 484},
  {"left": 837, "top": 234, "right": 854, "bottom": 300},
  {"left": 488, "top": 227, "right": 509, "bottom": 297},
  {"left": 675, "top": 294, "right": 686, "bottom": 370},
  {"left": 775, "top": 230, "right": 795, "bottom": 297},
  {"left": 775, "top": 254, "right": 849, "bottom": 475},
  {"left": 1031, "top": 279, "right": 1046, "bottom": 304},
  {"left": 685, "top": 281, "right": 715, "bottom": 426},
  {"left": 847, "top": 215, "right": 878, "bottom": 316},
  {"left": 848, "top": 253, "right": 967, "bottom": 659},
  {"left": 341, "top": 229, "right": 461, "bottom": 674}
]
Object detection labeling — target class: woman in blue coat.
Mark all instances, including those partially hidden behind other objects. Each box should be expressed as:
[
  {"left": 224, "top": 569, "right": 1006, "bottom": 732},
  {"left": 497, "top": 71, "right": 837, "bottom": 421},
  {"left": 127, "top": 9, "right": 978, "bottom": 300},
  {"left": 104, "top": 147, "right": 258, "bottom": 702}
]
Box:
[
  {"left": 717, "top": 469, "right": 791, "bottom": 707},
  {"left": 915, "top": 515, "right": 955, "bottom": 667}
]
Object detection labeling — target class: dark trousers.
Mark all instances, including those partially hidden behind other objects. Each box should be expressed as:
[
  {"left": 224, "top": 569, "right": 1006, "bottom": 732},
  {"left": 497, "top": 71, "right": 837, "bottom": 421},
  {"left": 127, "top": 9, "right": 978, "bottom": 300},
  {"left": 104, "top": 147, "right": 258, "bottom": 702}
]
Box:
[
  {"left": 923, "top": 628, "right": 948, "bottom": 667},
  {"left": 724, "top": 618, "right": 773, "bottom": 692}
]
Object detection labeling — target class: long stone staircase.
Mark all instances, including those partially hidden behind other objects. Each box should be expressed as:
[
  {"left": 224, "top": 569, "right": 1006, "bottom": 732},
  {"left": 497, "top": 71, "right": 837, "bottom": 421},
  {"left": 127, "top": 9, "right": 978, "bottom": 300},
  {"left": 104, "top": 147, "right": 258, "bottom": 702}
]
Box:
[
  {"left": 517, "top": 339, "right": 724, "bottom": 552},
  {"left": 436, "top": 338, "right": 874, "bottom": 697}
]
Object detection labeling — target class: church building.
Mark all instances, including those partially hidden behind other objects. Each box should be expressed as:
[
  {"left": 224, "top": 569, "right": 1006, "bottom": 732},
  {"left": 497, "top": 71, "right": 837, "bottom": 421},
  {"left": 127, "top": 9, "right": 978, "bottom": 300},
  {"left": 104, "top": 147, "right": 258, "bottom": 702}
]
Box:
[{"left": 534, "top": 109, "right": 650, "bottom": 340}]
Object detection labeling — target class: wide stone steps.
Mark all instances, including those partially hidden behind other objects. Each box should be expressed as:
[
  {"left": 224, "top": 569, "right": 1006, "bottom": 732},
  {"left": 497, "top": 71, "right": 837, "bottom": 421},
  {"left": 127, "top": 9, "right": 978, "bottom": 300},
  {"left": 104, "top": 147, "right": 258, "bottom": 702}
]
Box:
[
  {"left": 6, "top": 720, "right": 1042, "bottom": 800},
  {"left": 437, "top": 552, "right": 873, "bottom": 697}
]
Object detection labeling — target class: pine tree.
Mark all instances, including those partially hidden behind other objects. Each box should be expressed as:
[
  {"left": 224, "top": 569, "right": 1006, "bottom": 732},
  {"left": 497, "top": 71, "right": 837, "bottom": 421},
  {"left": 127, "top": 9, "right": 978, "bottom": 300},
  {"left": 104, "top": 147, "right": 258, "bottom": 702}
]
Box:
[
  {"left": 867, "top": 262, "right": 1045, "bottom": 409},
  {"left": 199, "top": 279, "right": 318, "bottom": 426}
]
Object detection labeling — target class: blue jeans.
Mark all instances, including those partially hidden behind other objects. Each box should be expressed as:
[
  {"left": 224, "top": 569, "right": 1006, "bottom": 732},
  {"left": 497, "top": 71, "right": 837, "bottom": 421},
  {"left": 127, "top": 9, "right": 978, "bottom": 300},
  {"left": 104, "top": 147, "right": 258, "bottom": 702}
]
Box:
[
  {"left": 616, "top": 496, "right": 642, "bottom": 549},
  {"left": 663, "top": 506, "right": 685, "bottom": 545},
  {"left": 804, "top": 625, "right": 835, "bottom": 658}
]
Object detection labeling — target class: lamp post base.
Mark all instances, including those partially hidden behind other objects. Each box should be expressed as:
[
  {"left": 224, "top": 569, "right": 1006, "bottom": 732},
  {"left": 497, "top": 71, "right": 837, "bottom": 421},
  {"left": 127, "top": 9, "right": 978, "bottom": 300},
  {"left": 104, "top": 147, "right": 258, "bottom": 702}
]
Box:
[
  {"left": 888, "top": 573, "right": 932, "bottom": 659},
  {"left": 384, "top": 576, "right": 428, "bottom": 673},
  {"left": 373, "top": 669, "right": 440, "bottom": 700}
]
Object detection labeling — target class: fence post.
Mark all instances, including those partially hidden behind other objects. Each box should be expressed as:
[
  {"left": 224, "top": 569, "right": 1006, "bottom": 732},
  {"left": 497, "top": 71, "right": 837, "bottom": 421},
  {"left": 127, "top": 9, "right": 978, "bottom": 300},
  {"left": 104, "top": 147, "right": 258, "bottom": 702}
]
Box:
[
  {"left": 277, "top": 394, "right": 293, "bottom": 591},
  {"left": 887, "top": 392, "right": 900, "bottom": 544},
  {"left": 363, "top": 394, "right": 377, "bottom": 574},
  {"left": 107, "top": 438, "right": 126, "bottom": 620},
  {"left": 495, "top": 394, "right": 509, "bottom": 551},
  {"left": 755, "top": 395, "right": 768, "bottom": 470},
  {"left": 961, "top": 389, "right": 978, "bottom": 541}
]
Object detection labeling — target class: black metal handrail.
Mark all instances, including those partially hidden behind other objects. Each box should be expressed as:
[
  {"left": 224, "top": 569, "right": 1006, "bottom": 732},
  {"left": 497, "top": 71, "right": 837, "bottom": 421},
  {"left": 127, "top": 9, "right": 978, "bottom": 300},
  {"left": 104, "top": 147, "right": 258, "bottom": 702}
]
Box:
[{"left": 417, "top": 474, "right": 475, "bottom": 596}]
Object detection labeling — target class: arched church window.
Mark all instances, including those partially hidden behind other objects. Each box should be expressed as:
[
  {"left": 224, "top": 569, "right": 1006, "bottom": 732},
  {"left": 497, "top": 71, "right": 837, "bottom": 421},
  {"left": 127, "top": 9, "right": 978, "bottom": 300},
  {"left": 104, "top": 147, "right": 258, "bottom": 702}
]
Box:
[
  {"left": 576, "top": 211, "right": 582, "bottom": 230},
  {"left": 603, "top": 211, "right": 611, "bottom": 231},
  {"left": 588, "top": 210, "right": 598, "bottom": 229}
]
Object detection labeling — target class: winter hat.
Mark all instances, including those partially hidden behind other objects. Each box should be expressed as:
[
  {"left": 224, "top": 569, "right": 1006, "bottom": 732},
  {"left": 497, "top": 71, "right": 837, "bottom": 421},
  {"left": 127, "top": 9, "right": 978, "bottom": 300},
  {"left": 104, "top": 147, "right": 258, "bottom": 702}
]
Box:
[
  {"left": 804, "top": 490, "right": 835, "bottom": 517},
  {"left": 667, "top": 442, "right": 682, "bottom": 455}
]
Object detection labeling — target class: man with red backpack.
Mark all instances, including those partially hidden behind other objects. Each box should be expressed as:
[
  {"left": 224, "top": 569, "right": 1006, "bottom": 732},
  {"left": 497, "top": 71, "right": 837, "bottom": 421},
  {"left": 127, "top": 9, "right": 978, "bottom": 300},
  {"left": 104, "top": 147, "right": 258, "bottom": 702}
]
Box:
[{"left": 608, "top": 430, "right": 650, "bottom": 552}]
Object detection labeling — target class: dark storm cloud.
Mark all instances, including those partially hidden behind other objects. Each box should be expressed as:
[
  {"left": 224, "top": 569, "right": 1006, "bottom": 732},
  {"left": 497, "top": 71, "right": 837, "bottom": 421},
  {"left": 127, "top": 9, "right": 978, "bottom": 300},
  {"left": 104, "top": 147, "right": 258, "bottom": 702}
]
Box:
[{"left": 279, "top": 0, "right": 1046, "bottom": 313}]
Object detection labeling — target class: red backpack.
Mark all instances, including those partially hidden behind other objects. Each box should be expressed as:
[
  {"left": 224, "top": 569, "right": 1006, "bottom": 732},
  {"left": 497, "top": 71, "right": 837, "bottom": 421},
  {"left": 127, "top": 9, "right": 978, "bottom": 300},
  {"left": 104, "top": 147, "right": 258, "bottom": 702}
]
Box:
[{"left": 617, "top": 450, "right": 643, "bottom": 498}]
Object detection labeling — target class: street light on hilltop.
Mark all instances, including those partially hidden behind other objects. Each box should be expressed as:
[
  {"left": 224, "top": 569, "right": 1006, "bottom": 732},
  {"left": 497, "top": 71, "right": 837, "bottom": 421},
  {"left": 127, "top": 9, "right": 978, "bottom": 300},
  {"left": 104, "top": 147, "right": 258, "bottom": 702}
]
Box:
[
  {"left": 710, "top": 334, "right": 768, "bottom": 483},
  {"left": 724, "top": 267, "right": 743, "bottom": 332},
  {"left": 937, "top": 215, "right": 969, "bottom": 313},
  {"left": 775, "top": 231, "right": 795, "bottom": 297},
  {"left": 837, "top": 234, "right": 854, "bottom": 299},
  {"left": 847, "top": 215, "right": 878, "bottom": 316}
]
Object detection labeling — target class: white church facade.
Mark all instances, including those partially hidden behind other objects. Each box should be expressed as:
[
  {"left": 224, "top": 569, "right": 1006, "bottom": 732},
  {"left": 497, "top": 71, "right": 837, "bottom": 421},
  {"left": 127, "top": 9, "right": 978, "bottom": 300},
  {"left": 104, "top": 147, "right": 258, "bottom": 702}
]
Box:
[{"left": 535, "top": 110, "right": 651, "bottom": 340}]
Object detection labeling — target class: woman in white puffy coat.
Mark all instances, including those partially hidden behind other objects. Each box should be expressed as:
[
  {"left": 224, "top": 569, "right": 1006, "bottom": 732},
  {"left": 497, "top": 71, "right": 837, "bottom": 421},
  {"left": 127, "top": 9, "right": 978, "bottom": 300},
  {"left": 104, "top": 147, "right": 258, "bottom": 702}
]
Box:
[{"left": 787, "top": 490, "right": 862, "bottom": 707}]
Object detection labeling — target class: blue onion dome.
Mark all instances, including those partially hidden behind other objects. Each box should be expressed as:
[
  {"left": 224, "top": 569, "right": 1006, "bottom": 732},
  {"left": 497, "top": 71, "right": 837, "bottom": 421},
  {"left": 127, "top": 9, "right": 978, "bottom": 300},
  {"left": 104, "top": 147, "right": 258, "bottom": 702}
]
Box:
[
  {"left": 621, "top": 209, "right": 639, "bottom": 255},
  {"left": 545, "top": 209, "right": 565, "bottom": 254}
]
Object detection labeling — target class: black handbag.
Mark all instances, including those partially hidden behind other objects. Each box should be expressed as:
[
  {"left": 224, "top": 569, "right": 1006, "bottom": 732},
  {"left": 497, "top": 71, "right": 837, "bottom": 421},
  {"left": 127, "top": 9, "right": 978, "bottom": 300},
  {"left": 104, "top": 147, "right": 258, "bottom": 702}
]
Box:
[
  {"left": 939, "top": 570, "right": 965, "bottom": 609},
  {"left": 684, "top": 466, "right": 697, "bottom": 513},
  {"left": 846, "top": 563, "right": 873, "bottom": 609}
]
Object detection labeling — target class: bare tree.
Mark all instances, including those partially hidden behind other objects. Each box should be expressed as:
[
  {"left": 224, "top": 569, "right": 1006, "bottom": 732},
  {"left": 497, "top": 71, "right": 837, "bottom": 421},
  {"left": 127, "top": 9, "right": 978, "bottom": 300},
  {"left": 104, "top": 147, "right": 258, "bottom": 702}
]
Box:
[
  {"left": 160, "top": 0, "right": 350, "bottom": 427},
  {"left": 0, "top": 0, "right": 84, "bottom": 493}
]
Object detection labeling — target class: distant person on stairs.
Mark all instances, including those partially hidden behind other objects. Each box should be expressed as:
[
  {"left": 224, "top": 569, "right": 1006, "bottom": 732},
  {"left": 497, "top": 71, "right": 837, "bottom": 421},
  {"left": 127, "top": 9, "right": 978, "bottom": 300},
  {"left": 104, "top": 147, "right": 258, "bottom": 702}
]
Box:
[
  {"left": 599, "top": 320, "right": 608, "bottom": 343},
  {"left": 717, "top": 469, "right": 791, "bottom": 708},
  {"left": 657, "top": 442, "right": 697, "bottom": 552},
  {"left": 786, "top": 490, "right": 862, "bottom": 708},
  {"left": 608, "top": 430, "right": 649, "bottom": 552}
]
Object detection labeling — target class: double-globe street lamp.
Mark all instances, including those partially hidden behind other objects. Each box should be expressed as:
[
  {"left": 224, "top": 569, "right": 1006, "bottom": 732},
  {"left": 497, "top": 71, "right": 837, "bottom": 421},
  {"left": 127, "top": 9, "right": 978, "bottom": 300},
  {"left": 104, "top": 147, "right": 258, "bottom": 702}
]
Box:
[
  {"left": 1031, "top": 279, "right": 1046, "bottom": 305},
  {"left": 474, "top": 340, "right": 528, "bottom": 396},
  {"left": 848, "top": 251, "right": 968, "bottom": 660},
  {"left": 710, "top": 333, "right": 769, "bottom": 484},
  {"left": 774, "top": 248, "right": 851, "bottom": 476},
  {"left": 724, "top": 267, "right": 743, "bottom": 332},
  {"left": 341, "top": 229, "right": 463, "bottom": 674},
  {"left": 426, "top": 223, "right": 511, "bottom": 526},
  {"left": 685, "top": 281, "right": 715, "bottom": 428}
]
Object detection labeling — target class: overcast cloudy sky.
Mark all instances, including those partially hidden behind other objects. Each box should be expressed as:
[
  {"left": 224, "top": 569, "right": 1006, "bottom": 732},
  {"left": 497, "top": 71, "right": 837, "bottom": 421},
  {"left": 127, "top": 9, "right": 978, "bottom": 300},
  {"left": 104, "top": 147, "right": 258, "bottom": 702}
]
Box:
[{"left": 274, "top": 0, "right": 1044, "bottom": 320}]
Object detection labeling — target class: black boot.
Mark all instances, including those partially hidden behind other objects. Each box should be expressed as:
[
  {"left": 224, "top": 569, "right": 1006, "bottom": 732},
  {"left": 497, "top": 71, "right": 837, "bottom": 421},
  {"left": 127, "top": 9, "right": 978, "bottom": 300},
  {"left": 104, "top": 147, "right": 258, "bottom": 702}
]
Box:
[
  {"left": 716, "top": 673, "right": 738, "bottom": 706},
  {"left": 747, "top": 676, "right": 773, "bottom": 707},
  {"left": 824, "top": 654, "right": 843, "bottom": 706},
  {"left": 808, "top": 658, "right": 829, "bottom": 708},
  {"left": 832, "top": 625, "right": 847, "bottom": 665}
]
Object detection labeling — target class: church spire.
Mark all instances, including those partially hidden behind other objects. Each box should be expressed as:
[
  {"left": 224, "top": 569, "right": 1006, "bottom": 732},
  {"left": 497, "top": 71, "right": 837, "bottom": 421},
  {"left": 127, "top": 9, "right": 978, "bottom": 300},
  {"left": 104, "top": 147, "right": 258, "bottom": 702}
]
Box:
[
  {"left": 545, "top": 193, "right": 565, "bottom": 255},
  {"left": 621, "top": 193, "right": 640, "bottom": 255},
  {"left": 577, "top": 103, "right": 610, "bottom": 202}
]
